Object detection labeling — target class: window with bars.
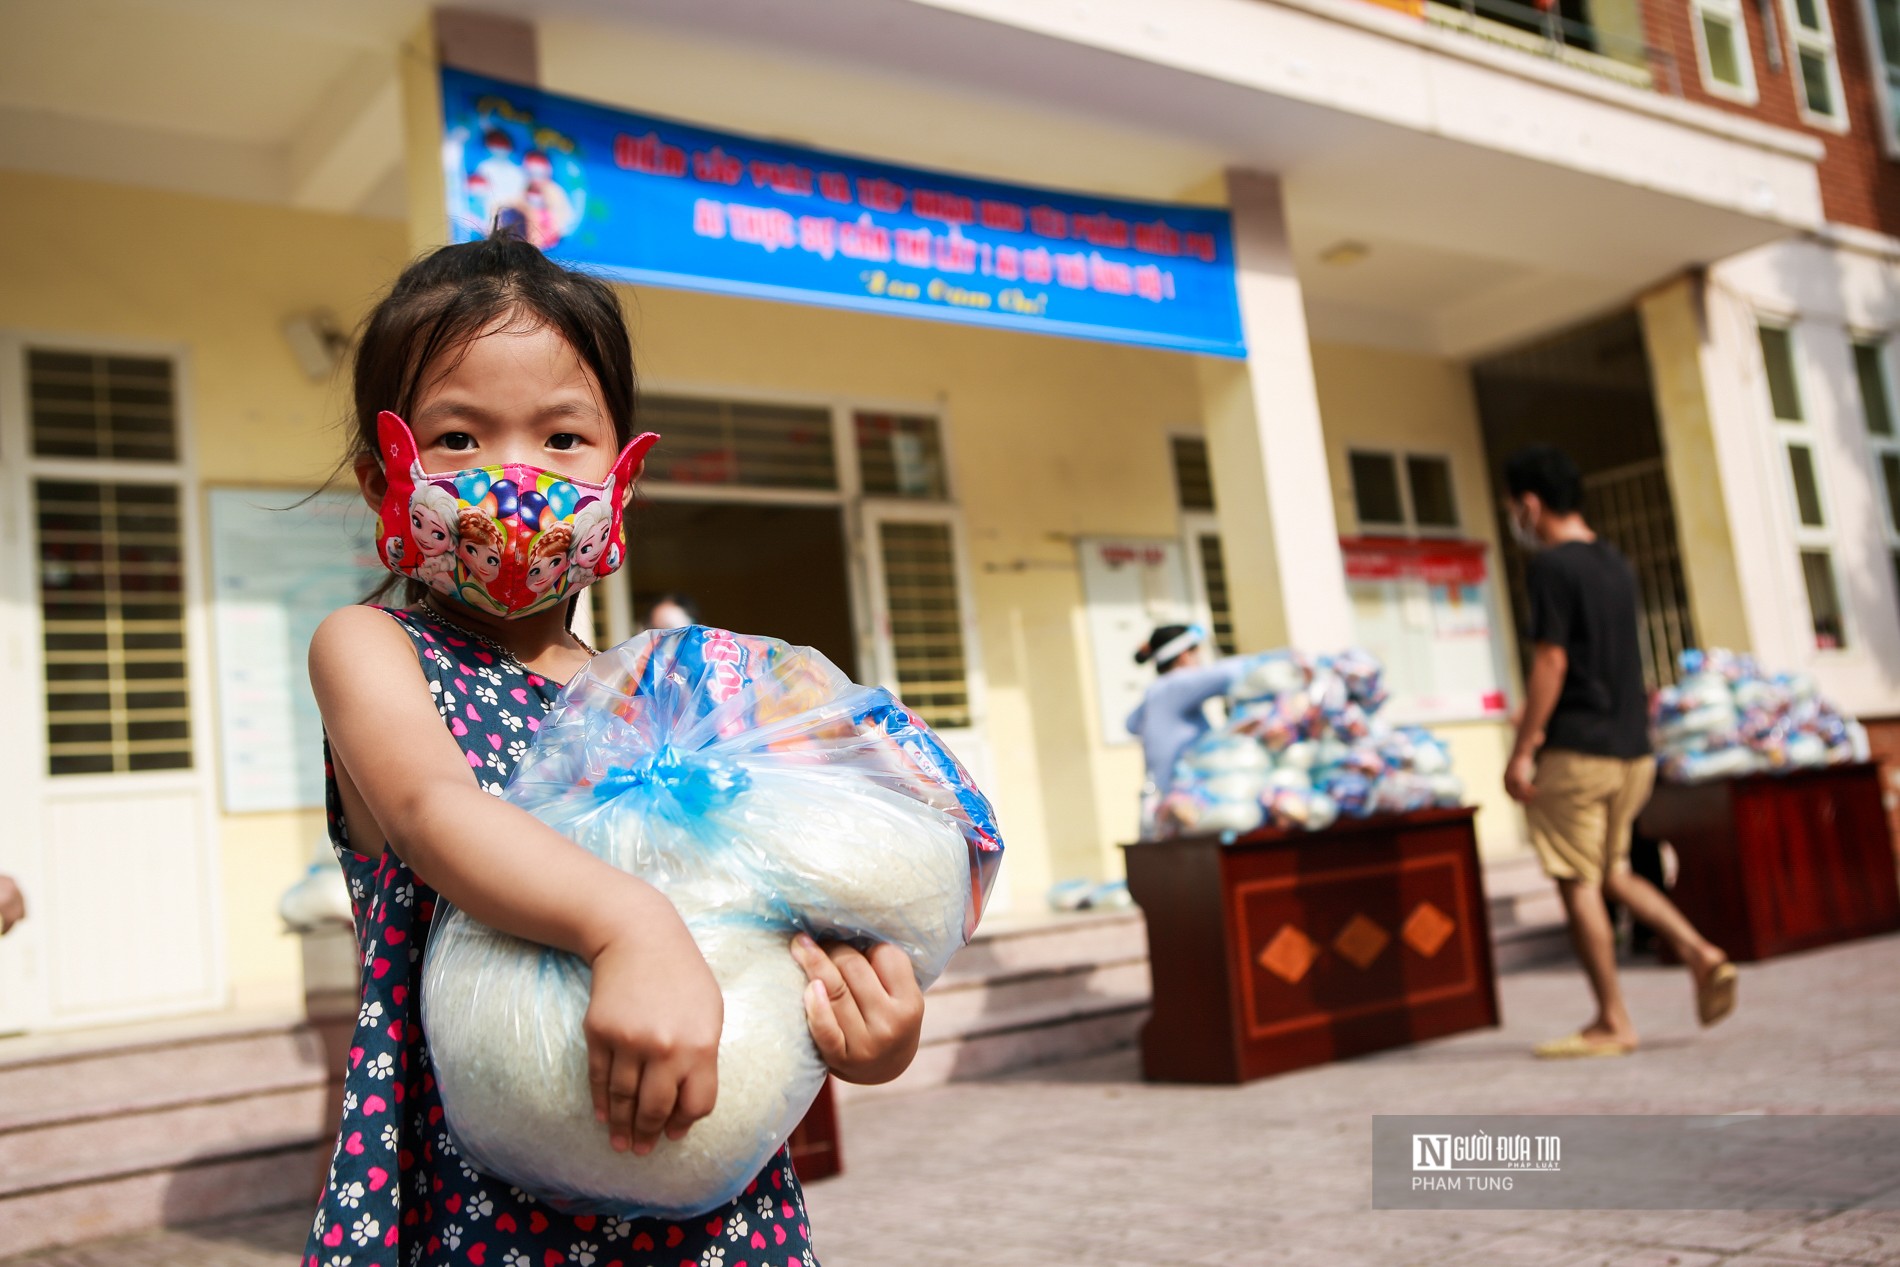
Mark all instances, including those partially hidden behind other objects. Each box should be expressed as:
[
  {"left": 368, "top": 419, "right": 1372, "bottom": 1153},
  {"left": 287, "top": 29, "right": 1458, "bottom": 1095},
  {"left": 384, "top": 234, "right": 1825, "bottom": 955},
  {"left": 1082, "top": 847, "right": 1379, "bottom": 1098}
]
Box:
[
  {"left": 1782, "top": 0, "right": 1847, "bottom": 123},
  {"left": 876, "top": 521, "right": 971, "bottom": 730},
  {"left": 1693, "top": 0, "right": 1759, "bottom": 98},
  {"left": 1170, "top": 436, "right": 1215, "bottom": 512},
  {"left": 1170, "top": 436, "right": 1236, "bottom": 656},
  {"left": 855, "top": 412, "right": 948, "bottom": 499},
  {"left": 639, "top": 395, "right": 837, "bottom": 490},
  {"left": 26, "top": 350, "right": 192, "bottom": 776},
  {"left": 1851, "top": 339, "right": 1900, "bottom": 619},
  {"left": 1758, "top": 322, "right": 1848, "bottom": 649}
]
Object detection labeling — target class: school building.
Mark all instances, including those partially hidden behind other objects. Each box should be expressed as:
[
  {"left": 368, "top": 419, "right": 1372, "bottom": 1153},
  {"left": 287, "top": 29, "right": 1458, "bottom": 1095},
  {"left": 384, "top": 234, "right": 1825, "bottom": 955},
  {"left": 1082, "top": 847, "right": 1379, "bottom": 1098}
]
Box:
[{"left": 2, "top": 0, "right": 1899, "bottom": 1245}]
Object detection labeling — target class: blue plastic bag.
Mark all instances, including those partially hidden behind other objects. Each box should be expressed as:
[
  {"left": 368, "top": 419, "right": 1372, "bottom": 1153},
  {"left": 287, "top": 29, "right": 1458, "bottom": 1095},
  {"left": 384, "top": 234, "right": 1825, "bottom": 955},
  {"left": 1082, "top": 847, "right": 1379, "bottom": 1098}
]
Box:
[{"left": 423, "top": 627, "right": 1002, "bottom": 1219}]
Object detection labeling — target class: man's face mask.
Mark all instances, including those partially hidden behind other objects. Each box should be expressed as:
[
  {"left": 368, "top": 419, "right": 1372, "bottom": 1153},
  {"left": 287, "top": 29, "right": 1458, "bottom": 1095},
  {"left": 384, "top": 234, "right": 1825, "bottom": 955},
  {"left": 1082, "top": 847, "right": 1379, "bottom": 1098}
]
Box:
[
  {"left": 375, "top": 410, "right": 659, "bottom": 618},
  {"left": 1507, "top": 499, "right": 1543, "bottom": 552}
]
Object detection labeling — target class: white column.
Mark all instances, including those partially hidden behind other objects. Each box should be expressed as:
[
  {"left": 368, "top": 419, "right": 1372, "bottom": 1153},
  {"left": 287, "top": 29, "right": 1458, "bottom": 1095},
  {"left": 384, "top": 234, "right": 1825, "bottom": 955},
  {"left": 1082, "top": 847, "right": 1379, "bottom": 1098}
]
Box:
[{"left": 1197, "top": 169, "right": 1353, "bottom": 654}]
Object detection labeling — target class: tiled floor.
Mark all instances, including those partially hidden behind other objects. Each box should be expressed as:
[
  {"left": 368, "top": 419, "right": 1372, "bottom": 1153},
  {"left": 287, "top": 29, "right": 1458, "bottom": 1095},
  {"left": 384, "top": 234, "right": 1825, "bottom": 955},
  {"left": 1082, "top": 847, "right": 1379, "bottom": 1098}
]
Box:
[{"left": 9, "top": 934, "right": 1898, "bottom": 1266}]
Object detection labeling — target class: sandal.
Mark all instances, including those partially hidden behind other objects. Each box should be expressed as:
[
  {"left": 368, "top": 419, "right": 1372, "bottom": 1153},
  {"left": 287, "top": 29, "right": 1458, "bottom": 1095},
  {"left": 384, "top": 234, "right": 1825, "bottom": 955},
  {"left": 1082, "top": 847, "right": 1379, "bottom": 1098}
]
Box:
[
  {"left": 1534, "top": 1032, "right": 1637, "bottom": 1059},
  {"left": 1697, "top": 961, "right": 1738, "bottom": 1028}
]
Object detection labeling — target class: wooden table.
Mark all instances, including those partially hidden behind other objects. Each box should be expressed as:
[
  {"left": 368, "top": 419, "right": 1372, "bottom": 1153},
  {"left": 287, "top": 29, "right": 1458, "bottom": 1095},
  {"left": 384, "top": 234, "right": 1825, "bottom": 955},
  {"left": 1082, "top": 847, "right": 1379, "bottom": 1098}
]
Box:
[
  {"left": 787, "top": 1076, "right": 842, "bottom": 1181},
  {"left": 1123, "top": 807, "right": 1498, "bottom": 1084},
  {"left": 1637, "top": 761, "right": 1900, "bottom": 962}
]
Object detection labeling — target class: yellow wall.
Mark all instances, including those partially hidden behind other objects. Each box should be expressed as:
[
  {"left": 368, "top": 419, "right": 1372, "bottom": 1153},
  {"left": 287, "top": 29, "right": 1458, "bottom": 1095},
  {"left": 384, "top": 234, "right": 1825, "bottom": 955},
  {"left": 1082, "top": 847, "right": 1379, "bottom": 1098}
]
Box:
[
  {"left": 1310, "top": 341, "right": 1529, "bottom": 859},
  {"left": 0, "top": 170, "right": 411, "bottom": 1011}
]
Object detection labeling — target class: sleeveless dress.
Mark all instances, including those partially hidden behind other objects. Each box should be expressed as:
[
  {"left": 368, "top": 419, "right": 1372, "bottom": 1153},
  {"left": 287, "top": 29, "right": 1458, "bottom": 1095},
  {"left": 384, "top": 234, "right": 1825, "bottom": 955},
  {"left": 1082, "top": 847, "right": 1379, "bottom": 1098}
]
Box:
[{"left": 305, "top": 605, "right": 818, "bottom": 1267}]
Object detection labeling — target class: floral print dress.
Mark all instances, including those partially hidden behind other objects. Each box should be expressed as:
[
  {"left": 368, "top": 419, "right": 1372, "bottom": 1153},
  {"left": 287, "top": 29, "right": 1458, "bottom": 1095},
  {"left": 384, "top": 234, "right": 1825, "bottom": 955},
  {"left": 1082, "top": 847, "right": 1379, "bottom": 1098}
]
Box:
[{"left": 306, "top": 605, "right": 818, "bottom": 1267}]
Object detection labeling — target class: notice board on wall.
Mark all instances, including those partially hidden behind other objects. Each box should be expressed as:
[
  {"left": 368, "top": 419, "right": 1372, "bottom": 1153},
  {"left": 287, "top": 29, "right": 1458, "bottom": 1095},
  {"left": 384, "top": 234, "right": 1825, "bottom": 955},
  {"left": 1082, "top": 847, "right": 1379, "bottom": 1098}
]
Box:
[
  {"left": 1078, "top": 537, "right": 1196, "bottom": 747},
  {"left": 1342, "top": 536, "right": 1508, "bottom": 724},
  {"left": 208, "top": 489, "right": 385, "bottom": 813}
]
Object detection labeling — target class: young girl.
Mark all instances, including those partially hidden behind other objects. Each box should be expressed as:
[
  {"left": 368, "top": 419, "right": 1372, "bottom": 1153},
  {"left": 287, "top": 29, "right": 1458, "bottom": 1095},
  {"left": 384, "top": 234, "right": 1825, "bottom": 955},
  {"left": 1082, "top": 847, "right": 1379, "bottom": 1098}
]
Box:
[{"left": 307, "top": 234, "right": 924, "bottom": 1267}]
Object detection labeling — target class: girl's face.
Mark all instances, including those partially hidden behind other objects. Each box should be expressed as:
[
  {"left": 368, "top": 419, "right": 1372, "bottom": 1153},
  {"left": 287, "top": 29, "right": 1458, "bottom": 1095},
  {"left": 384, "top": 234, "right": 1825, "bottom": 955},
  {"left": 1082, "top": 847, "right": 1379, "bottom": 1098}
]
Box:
[
  {"left": 572, "top": 518, "right": 612, "bottom": 569},
  {"left": 525, "top": 550, "right": 570, "bottom": 594},
  {"left": 458, "top": 535, "right": 502, "bottom": 582},
  {"left": 407, "top": 319, "right": 619, "bottom": 486},
  {"left": 410, "top": 502, "right": 453, "bottom": 557}
]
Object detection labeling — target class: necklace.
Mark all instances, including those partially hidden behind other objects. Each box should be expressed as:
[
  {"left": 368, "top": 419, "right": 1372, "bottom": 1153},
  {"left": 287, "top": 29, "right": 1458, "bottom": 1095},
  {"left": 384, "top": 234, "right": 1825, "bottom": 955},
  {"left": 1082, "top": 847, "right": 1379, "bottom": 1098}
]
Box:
[{"left": 418, "top": 598, "right": 598, "bottom": 672}]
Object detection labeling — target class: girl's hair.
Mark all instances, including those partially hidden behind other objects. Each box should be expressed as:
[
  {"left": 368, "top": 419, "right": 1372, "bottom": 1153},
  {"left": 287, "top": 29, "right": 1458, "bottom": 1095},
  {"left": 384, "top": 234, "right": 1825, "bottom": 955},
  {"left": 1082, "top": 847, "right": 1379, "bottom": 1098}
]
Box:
[{"left": 351, "top": 233, "right": 638, "bottom": 607}]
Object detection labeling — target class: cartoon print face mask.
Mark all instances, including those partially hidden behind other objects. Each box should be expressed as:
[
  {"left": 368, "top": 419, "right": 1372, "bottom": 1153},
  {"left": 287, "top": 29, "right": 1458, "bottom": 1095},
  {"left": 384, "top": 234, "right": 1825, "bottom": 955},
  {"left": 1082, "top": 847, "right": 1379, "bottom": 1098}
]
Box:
[{"left": 375, "top": 410, "right": 660, "bottom": 618}]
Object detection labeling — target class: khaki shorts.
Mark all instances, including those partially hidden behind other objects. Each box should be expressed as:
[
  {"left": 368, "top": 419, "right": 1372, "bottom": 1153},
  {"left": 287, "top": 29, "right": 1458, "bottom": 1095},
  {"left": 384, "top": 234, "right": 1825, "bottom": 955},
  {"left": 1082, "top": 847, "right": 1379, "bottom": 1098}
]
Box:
[{"left": 1525, "top": 749, "right": 1656, "bottom": 885}]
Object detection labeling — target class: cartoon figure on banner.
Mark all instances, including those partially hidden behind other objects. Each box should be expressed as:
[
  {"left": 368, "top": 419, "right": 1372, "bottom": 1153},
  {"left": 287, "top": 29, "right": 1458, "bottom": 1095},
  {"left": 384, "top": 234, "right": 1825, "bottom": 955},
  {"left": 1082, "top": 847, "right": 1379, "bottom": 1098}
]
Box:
[
  {"left": 522, "top": 149, "right": 579, "bottom": 248},
  {"left": 444, "top": 106, "right": 588, "bottom": 245}
]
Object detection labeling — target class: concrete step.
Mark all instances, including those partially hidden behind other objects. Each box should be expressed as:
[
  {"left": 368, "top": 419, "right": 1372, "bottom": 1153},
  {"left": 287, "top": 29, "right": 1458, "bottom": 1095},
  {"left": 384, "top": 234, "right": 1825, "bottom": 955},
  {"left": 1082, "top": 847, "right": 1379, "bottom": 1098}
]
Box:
[
  {"left": 1483, "top": 852, "right": 1571, "bottom": 972},
  {"left": 0, "top": 1012, "right": 332, "bottom": 1259},
  {"left": 843, "top": 909, "right": 1152, "bottom": 1101}
]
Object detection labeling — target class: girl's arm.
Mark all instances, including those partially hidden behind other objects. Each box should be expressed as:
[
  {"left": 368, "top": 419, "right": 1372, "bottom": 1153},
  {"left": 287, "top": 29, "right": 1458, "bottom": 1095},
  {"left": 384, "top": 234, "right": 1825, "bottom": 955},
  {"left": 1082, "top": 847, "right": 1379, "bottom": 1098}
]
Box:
[{"left": 310, "top": 605, "right": 721, "bottom": 1157}]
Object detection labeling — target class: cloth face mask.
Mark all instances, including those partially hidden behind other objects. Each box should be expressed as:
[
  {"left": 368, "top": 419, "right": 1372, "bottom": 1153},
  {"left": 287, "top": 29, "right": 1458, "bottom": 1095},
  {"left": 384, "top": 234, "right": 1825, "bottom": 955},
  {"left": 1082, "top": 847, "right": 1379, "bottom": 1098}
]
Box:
[{"left": 375, "top": 410, "right": 660, "bottom": 619}]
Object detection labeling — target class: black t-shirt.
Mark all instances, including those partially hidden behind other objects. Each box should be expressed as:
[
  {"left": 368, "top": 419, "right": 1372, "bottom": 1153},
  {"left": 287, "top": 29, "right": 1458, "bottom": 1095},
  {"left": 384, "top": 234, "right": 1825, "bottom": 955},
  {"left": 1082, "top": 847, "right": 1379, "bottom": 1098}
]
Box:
[{"left": 1525, "top": 539, "right": 1651, "bottom": 759}]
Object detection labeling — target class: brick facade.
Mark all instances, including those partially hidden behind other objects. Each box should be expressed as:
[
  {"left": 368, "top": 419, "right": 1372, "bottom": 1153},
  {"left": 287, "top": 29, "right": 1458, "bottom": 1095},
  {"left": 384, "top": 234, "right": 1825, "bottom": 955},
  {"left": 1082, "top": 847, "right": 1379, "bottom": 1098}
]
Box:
[{"left": 1642, "top": 0, "right": 1900, "bottom": 233}]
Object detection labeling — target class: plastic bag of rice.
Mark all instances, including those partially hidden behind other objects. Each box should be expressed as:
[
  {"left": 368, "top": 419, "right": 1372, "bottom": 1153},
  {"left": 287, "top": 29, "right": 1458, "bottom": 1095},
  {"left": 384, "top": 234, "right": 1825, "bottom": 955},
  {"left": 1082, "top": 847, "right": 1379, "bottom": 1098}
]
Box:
[{"left": 422, "top": 626, "right": 1003, "bottom": 1219}]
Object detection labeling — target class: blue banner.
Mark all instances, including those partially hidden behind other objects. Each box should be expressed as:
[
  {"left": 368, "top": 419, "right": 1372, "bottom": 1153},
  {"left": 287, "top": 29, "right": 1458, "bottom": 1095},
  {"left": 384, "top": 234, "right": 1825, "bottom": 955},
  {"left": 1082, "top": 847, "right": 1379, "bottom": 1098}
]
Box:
[{"left": 440, "top": 69, "right": 1245, "bottom": 357}]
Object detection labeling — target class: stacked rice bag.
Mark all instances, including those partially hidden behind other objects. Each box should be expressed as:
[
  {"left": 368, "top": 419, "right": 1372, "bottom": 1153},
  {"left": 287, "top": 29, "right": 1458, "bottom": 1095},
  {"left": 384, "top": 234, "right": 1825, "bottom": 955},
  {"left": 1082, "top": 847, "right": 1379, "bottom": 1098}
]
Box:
[
  {"left": 1155, "top": 648, "right": 1463, "bottom": 839},
  {"left": 1652, "top": 647, "right": 1868, "bottom": 782},
  {"left": 423, "top": 627, "right": 1001, "bottom": 1219}
]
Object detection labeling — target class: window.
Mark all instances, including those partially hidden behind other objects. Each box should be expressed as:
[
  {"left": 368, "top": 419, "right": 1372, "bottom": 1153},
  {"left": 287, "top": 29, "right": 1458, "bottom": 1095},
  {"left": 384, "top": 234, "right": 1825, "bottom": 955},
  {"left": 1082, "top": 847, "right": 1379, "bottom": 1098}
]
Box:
[
  {"left": 875, "top": 521, "right": 970, "bottom": 730},
  {"left": 1406, "top": 455, "right": 1460, "bottom": 529},
  {"left": 1170, "top": 436, "right": 1216, "bottom": 512},
  {"left": 1853, "top": 339, "right": 1900, "bottom": 621},
  {"left": 26, "top": 350, "right": 193, "bottom": 774},
  {"left": 1759, "top": 322, "right": 1847, "bottom": 649},
  {"left": 639, "top": 395, "right": 837, "bottom": 489},
  {"left": 1348, "top": 449, "right": 1459, "bottom": 533},
  {"left": 1693, "top": 0, "right": 1759, "bottom": 99},
  {"left": 1781, "top": 0, "right": 1847, "bottom": 124},
  {"left": 1169, "top": 436, "right": 1236, "bottom": 655},
  {"left": 1349, "top": 452, "right": 1406, "bottom": 527},
  {"left": 1861, "top": 0, "right": 1900, "bottom": 153},
  {"left": 855, "top": 412, "right": 947, "bottom": 499}
]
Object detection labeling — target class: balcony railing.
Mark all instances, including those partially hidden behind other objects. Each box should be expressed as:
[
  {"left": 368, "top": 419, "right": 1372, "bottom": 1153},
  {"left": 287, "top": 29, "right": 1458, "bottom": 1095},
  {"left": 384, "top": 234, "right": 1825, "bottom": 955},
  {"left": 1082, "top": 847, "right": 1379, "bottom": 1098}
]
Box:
[{"left": 1416, "top": 0, "right": 1684, "bottom": 93}]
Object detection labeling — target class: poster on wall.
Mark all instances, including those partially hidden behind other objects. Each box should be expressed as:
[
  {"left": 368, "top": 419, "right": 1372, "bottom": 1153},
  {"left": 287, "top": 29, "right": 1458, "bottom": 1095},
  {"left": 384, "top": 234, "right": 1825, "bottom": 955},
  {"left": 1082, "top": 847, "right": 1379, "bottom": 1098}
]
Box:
[
  {"left": 1341, "top": 536, "right": 1509, "bottom": 723},
  {"left": 439, "top": 68, "right": 1244, "bottom": 356},
  {"left": 1078, "top": 538, "right": 1195, "bottom": 747},
  {"left": 209, "top": 490, "right": 385, "bottom": 814}
]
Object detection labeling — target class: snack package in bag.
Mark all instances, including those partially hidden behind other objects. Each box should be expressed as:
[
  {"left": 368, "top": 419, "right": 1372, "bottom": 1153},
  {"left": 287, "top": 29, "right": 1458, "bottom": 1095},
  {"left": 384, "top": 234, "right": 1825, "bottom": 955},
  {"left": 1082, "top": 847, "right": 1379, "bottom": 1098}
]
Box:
[{"left": 422, "top": 627, "right": 1003, "bottom": 1220}]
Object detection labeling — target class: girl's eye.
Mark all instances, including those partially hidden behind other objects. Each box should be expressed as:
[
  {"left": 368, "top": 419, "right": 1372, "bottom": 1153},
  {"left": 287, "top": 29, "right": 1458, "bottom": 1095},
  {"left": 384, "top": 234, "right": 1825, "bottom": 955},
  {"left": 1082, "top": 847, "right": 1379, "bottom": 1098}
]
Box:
[
  {"left": 547, "top": 433, "right": 581, "bottom": 452},
  {"left": 439, "top": 432, "right": 477, "bottom": 452}
]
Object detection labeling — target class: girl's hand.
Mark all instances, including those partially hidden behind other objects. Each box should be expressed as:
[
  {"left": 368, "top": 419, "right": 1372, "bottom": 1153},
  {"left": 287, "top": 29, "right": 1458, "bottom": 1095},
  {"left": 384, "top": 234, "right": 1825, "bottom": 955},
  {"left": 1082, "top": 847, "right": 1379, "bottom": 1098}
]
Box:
[
  {"left": 791, "top": 934, "right": 924, "bottom": 1085},
  {"left": 584, "top": 916, "right": 723, "bottom": 1155}
]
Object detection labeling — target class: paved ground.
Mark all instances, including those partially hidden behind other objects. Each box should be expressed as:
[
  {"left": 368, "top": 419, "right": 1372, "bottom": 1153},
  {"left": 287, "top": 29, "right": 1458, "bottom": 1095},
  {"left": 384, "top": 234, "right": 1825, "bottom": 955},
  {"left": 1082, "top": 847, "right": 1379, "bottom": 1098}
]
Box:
[{"left": 9, "top": 934, "right": 1898, "bottom": 1267}]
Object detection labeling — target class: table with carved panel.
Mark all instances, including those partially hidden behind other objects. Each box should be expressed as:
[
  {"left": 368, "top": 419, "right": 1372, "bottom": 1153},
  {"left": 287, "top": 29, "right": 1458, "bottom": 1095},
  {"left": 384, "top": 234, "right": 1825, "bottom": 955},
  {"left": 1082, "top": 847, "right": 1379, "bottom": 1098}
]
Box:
[{"left": 1123, "top": 807, "right": 1499, "bottom": 1084}]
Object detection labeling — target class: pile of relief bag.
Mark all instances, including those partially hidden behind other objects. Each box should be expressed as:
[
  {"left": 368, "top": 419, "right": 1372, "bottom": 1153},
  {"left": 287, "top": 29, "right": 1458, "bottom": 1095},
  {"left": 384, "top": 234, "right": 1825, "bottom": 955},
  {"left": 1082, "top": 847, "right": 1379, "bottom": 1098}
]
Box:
[
  {"left": 1156, "top": 648, "right": 1464, "bottom": 838},
  {"left": 1651, "top": 647, "right": 1869, "bottom": 782}
]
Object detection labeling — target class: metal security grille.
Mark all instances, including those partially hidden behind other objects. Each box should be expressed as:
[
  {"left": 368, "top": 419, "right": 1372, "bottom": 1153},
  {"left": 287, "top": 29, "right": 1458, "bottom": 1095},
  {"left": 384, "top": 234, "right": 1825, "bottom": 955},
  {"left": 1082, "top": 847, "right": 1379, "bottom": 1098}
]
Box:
[
  {"left": 35, "top": 480, "right": 192, "bottom": 775},
  {"left": 640, "top": 394, "right": 837, "bottom": 489},
  {"left": 877, "top": 521, "right": 971, "bottom": 729},
  {"left": 1196, "top": 533, "right": 1238, "bottom": 656},
  {"left": 1171, "top": 437, "right": 1215, "bottom": 511},
  {"left": 855, "top": 412, "right": 947, "bottom": 499},
  {"left": 1586, "top": 459, "right": 1696, "bottom": 689},
  {"left": 28, "top": 350, "right": 179, "bottom": 462}
]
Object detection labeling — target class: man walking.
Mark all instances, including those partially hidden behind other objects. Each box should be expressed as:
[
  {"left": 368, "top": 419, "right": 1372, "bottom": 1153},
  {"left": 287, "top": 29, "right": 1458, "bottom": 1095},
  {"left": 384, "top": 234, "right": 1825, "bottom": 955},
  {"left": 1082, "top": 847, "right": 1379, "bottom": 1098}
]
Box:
[{"left": 1502, "top": 445, "right": 1737, "bottom": 1057}]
